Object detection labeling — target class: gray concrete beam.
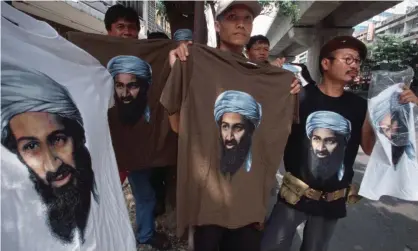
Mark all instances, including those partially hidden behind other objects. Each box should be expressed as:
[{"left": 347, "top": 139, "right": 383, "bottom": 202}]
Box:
[
  {"left": 297, "top": 1, "right": 342, "bottom": 26},
  {"left": 267, "top": 1, "right": 342, "bottom": 58},
  {"left": 269, "top": 27, "right": 318, "bottom": 57},
  {"left": 267, "top": 0, "right": 399, "bottom": 60},
  {"left": 322, "top": 1, "right": 400, "bottom": 27}
]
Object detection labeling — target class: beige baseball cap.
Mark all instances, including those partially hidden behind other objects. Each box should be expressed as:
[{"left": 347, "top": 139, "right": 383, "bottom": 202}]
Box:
[{"left": 215, "top": 0, "right": 262, "bottom": 19}]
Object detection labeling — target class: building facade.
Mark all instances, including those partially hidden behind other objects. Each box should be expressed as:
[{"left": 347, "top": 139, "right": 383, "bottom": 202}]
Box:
[
  {"left": 355, "top": 5, "right": 418, "bottom": 44},
  {"left": 118, "top": 0, "right": 170, "bottom": 37},
  {"left": 10, "top": 0, "right": 170, "bottom": 38}
]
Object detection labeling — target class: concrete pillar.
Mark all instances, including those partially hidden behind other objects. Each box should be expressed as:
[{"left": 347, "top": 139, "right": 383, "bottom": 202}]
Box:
[
  {"left": 142, "top": 0, "right": 149, "bottom": 34},
  {"left": 307, "top": 27, "right": 354, "bottom": 83}
]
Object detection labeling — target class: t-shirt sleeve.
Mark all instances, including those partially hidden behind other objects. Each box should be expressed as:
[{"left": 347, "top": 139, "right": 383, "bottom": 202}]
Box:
[{"left": 160, "top": 56, "right": 193, "bottom": 115}]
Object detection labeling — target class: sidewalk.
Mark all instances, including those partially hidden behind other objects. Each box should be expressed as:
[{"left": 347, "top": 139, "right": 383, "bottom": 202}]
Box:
[{"left": 285, "top": 150, "right": 418, "bottom": 251}]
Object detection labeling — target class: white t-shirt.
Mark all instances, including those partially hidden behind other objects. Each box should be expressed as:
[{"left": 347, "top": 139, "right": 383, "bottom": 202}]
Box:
[
  {"left": 1, "top": 3, "right": 136, "bottom": 251},
  {"left": 359, "top": 83, "right": 418, "bottom": 201}
]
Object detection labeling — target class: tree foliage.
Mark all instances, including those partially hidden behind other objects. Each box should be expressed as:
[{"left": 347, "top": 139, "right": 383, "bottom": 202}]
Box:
[
  {"left": 258, "top": 0, "right": 300, "bottom": 23},
  {"left": 364, "top": 35, "right": 418, "bottom": 75}
]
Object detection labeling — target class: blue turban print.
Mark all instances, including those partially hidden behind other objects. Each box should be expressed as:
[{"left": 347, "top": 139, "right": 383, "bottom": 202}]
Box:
[
  {"left": 214, "top": 90, "right": 262, "bottom": 178},
  {"left": 107, "top": 55, "right": 152, "bottom": 122},
  {"left": 173, "top": 29, "right": 193, "bottom": 42},
  {"left": 305, "top": 111, "right": 352, "bottom": 181}
]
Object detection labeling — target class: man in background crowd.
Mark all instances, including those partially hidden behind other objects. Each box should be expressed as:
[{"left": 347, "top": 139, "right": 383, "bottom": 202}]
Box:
[
  {"left": 246, "top": 35, "right": 315, "bottom": 87},
  {"left": 105, "top": 4, "right": 140, "bottom": 39},
  {"left": 246, "top": 35, "right": 270, "bottom": 63}
]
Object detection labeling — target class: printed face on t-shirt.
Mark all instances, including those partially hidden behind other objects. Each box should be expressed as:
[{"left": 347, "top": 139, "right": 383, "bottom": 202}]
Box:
[
  {"left": 113, "top": 72, "right": 149, "bottom": 125},
  {"left": 309, "top": 129, "right": 346, "bottom": 181},
  {"left": 311, "top": 128, "right": 339, "bottom": 158},
  {"left": 377, "top": 111, "right": 410, "bottom": 166},
  {"left": 215, "top": 5, "right": 254, "bottom": 47},
  {"left": 379, "top": 113, "right": 400, "bottom": 141},
  {"left": 7, "top": 111, "right": 97, "bottom": 244},
  {"left": 219, "top": 113, "right": 254, "bottom": 178},
  {"left": 114, "top": 73, "right": 141, "bottom": 103},
  {"left": 10, "top": 112, "right": 76, "bottom": 185},
  {"left": 107, "top": 18, "right": 139, "bottom": 39},
  {"left": 305, "top": 111, "right": 351, "bottom": 181},
  {"left": 221, "top": 112, "right": 246, "bottom": 149},
  {"left": 214, "top": 90, "right": 261, "bottom": 179}
]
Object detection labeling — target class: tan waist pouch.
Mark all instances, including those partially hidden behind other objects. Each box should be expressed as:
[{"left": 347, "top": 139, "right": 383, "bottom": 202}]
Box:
[{"left": 279, "top": 172, "right": 309, "bottom": 205}]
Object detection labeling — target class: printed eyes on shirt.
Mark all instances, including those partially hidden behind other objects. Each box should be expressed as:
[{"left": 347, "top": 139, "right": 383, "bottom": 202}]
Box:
[
  {"left": 312, "top": 135, "right": 337, "bottom": 145},
  {"left": 221, "top": 122, "right": 245, "bottom": 132},
  {"left": 20, "top": 133, "right": 69, "bottom": 155},
  {"left": 115, "top": 82, "right": 140, "bottom": 90}
]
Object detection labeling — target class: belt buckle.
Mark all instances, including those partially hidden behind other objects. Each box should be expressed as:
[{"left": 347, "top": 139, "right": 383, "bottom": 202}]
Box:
[{"left": 321, "top": 192, "right": 329, "bottom": 201}]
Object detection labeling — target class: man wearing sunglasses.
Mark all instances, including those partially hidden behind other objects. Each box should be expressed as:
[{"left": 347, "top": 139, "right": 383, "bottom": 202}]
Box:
[{"left": 261, "top": 36, "right": 418, "bottom": 251}]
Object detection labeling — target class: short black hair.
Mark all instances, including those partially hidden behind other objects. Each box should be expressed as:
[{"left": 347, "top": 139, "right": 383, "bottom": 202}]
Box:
[
  {"left": 148, "top": 31, "right": 170, "bottom": 39},
  {"left": 104, "top": 4, "right": 140, "bottom": 31},
  {"left": 319, "top": 51, "right": 335, "bottom": 76},
  {"left": 246, "top": 35, "right": 270, "bottom": 50}
]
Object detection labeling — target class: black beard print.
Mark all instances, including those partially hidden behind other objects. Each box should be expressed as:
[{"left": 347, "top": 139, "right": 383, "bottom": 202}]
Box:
[
  {"left": 308, "top": 144, "right": 346, "bottom": 182},
  {"left": 115, "top": 85, "right": 149, "bottom": 126},
  {"left": 220, "top": 129, "right": 253, "bottom": 178},
  {"left": 21, "top": 145, "right": 97, "bottom": 244},
  {"left": 391, "top": 145, "right": 406, "bottom": 167}
]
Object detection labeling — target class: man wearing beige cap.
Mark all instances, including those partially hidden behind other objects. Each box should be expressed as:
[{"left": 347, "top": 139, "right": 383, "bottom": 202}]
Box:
[
  {"left": 168, "top": 0, "right": 300, "bottom": 132},
  {"left": 166, "top": 1, "right": 299, "bottom": 251}
]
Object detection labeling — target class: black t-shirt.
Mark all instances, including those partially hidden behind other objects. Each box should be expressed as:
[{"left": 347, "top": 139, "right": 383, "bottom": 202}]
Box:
[{"left": 281, "top": 84, "right": 367, "bottom": 219}]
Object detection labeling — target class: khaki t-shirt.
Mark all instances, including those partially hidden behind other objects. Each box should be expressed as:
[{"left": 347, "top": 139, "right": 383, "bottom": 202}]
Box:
[
  {"left": 67, "top": 32, "right": 178, "bottom": 170},
  {"left": 160, "top": 44, "right": 295, "bottom": 236}
]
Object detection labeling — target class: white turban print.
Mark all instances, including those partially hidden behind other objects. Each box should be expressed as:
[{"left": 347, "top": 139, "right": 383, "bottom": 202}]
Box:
[
  {"left": 107, "top": 55, "right": 152, "bottom": 122},
  {"left": 214, "top": 90, "right": 262, "bottom": 179},
  {"left": 306, "top": 111, "right": 352, "bottom": 181},
  {"left": 369, "top": 84, "right": 415, "bottom": 167},
  {"left": 1, "top": 61, "right": 84, "bottom": 145}
]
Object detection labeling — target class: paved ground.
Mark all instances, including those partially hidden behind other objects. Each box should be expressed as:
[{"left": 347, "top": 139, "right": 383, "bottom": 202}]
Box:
[
  {"left": 288, "top": 151, "right": 418, "bottom": 251},
  {"left": 125, "top": 151, "right": 418, "bottom": 251}
]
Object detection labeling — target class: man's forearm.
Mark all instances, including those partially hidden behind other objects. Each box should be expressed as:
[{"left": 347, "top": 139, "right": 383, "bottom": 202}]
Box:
[
  {"left": 169, "top": 113, "right": 180, "bottom": 133},
  {"left": 361, "top": 116, "right": 375, "bottom": 156}
]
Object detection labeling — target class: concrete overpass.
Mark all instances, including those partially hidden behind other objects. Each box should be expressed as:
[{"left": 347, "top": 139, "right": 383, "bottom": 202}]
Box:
[{"left": 265, "top": 1, "right": 400, "bottom": 82}]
